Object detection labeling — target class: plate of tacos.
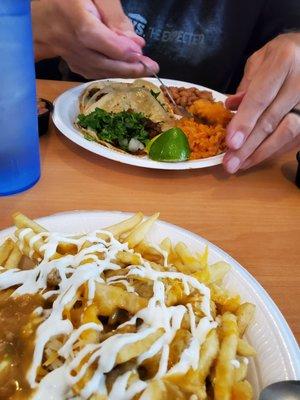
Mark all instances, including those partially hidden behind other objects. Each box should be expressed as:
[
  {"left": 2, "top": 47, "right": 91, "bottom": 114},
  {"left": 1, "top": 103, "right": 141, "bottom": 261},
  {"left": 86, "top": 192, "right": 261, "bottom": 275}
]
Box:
[{"left": 53, "top": 78, "right": 233, "bottom": 170}]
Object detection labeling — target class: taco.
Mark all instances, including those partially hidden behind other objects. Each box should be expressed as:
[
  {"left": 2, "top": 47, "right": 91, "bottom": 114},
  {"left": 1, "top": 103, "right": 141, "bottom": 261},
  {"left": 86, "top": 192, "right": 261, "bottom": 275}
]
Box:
[{"left": 76, "top": 79, "right": 175, "bottom": 156}]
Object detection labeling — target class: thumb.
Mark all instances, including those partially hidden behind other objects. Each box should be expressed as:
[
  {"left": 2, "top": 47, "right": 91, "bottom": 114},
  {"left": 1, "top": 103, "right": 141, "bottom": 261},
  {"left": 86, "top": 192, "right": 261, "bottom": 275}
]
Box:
[{"left": 93, "top": 0, "right": 144, "bottom": 46}]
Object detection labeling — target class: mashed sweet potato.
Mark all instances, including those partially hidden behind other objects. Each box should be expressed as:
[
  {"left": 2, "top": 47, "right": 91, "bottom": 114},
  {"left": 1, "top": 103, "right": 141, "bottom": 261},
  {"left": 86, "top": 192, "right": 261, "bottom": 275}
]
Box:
[{"left": 188, "top": 98, "right": 233, "bottom": 127}]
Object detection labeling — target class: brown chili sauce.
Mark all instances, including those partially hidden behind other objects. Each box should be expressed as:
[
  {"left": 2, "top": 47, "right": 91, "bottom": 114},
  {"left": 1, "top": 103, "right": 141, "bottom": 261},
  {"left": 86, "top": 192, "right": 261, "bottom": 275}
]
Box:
[{"left": 0, "top": 291, "right": 43, "bottom": 400}]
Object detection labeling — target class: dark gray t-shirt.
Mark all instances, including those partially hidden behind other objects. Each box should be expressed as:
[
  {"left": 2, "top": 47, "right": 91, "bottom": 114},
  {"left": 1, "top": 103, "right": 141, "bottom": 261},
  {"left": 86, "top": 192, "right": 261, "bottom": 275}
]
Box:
[
  {"left": 36, "top": 0, "right": 300, "bottom": 92},
  {"left": 122, "top": 0, "right": 300, "bottom": 91}
]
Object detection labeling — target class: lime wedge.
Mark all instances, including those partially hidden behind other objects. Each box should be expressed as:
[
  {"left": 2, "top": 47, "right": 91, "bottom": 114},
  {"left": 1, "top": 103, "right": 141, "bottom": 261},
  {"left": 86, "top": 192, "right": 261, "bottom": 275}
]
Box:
[
  {"left": 148, "top": 128, "right": 190, "bottom": 162},
  {"left": 146, "top": 133, "right": 162, "bottom": 153}
]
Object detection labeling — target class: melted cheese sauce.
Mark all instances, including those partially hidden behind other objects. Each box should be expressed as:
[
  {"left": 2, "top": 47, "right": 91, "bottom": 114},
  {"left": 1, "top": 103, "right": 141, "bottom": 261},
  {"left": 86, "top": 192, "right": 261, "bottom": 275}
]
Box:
[{"left": 0, "top": 227, "right": 218, "bottom": 400}]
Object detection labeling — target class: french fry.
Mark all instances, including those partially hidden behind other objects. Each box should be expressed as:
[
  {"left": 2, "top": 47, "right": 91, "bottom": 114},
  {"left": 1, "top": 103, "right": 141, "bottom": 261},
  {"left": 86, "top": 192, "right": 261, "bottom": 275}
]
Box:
[
  {"left": 94, "top": 282, "right": 147, "bottom": 316},
  {"left": 15, "top": 228, "right": 45, "bottom": 255},
  {"left": 89, "top": 395, "right": 108, "bottom": 400},
  {"left": 164, "top": 280, "right": 185, "bottom": 307},
  {"left": 197, "top": 245, "right": 209, "bottom": 268},
  {"left": 192, "top": 267, "right": 211, "bottom": 285},
  {"left": 104, "top": 212, "right": 144, "bottom": 238},
  {"left": 14, "top": 214, "right": 77, "bottom": 255},
  {"left": 167, "top": 329, "right": 219, "bottom": 400},
  {"left": 105, "top": 362, "right": 137, "bottom": 393},
  {"left": 160, "top": 237, "right": 172, "bottom": 255},
  {"left": 236, "top": 303, "right": 256, "bottom": 336},
  {"left": 208, "top": 261, "right": 230, "bottom": 283},
  {"left": 15, "top": 227, "right": 77, "bottom": 259},
  {"left": 139, "top": 380, "right": 186, "bottom": 400},
  {"left": 134, "top": 241, "right": 165, "bottom": 264},
  {"left": 214, "top": 312, "right": 239, "bottom": 400},
  {"left": 16, "top": 239, "right": 41, "bottom": 262},
  {"left": 123, "top": 213, "right": 160, "bottom": 248},
  {"left": 4, "top": 243, "right": 22, "bottom": 269},
  {"left": 174, "top": 242, "right": 201, "bottom": 273},
  {"left": 210, "top": 284, "right": 241, "bottom": 313},
  {"left": 13, "top": 212, "right": 46, "bottom": 233},
  {"left": 198, "top": 328, "right": 220, "bottom": 381},
  {"left": 80, "top": 304, "right": 102, "bottom": 343},
  {"left": 168, "top": 329, "right": 192, "bottom": 368},
  {"left": 231, "top": 380, "right": 253, "bottom": 400},
  {"left": 115, "top": 250, "right": 141, "bottom": 266},
  {"left": 100, "top": 325, "right": 137, "bottom": 342},
  {"left": 234, "top": 360, "right": 248, "bottom": 382},
  {"left": 237, "top": 338, "right": 256, "bottom": 357},
  {"left": 0, "top": 238, "right": 14, "bottom": 265},
  {"left": 116, "top": 328, "right": 164, "bottom": 364}
]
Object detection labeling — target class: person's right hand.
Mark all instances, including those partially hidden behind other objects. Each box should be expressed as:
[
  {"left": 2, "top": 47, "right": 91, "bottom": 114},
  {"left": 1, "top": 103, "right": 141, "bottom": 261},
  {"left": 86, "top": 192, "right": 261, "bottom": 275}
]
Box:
[{"left": 31, "top": 0, "right": 158, "bottom": 79}]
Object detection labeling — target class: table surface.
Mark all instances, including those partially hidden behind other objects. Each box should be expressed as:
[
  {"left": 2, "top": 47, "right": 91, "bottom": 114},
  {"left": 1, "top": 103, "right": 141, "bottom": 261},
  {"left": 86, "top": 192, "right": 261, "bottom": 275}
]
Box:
[{"left": 1, "top": 79, "right": 299, "bottom": 342}]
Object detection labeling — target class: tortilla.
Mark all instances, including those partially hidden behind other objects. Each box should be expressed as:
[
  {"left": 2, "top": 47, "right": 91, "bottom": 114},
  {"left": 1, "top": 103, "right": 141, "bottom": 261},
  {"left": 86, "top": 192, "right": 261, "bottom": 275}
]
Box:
[
  {"left": 79, "top": 79, "right": 173, "bottom": 115},
  {"left": 79, "top": 81, "right": 133, "bottom": 113}
]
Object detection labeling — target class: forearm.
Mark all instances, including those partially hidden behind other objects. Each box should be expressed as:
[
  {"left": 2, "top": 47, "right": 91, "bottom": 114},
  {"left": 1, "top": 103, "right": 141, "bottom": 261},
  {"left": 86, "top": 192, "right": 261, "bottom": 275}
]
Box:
[{"left": 31, "top": 0, "right": 58, "bottom": 61}]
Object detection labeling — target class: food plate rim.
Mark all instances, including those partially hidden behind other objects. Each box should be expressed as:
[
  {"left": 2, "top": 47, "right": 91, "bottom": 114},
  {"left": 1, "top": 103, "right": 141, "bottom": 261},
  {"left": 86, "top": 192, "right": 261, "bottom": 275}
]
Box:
[{"left": 52, "top": 77, "right": 226, "bottom": 170}]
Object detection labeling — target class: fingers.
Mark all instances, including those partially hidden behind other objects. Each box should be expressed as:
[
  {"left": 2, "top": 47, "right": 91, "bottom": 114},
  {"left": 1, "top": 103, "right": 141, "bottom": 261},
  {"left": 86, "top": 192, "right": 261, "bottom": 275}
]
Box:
[
  {"left": 76, "top": 9, "right": 143, "bottom": 61},
  {"left": 114, "top": 29, "right": 145, "bottom": 48},
  {"left": 60, "top": 0, "right": 159, "bottom": 79},
  {"left": 226, "top": 46, "right": 291, "bottom": 150},
  {"left": 139, "top": 55, "right": 160, "bottom": 74},
  {"left": 225, "top": 70, "right": 300, "bottom": 161},
  {"left": 66, "top": 49, "right": 156, "bottom": 79},
  {"left": 129, "top": 52, "right": 160, "bottom": 73},
  {"left": 241, "top": 112, "right": 300, "bottom": 169},
  {"left": 223, "top": 108, "right": 300, "bottom": 173},
  {"left": 224, "top": 64, "right": 300, "bottom": 172},
  {"left": 93, "top": 0, "right": 130, "bottom": 28},
  {"left": 225, "top": 91, "right": 246, "bottom": 111},
  {"left": 93, "top": 0, "right": 145, "bottom": 47}
]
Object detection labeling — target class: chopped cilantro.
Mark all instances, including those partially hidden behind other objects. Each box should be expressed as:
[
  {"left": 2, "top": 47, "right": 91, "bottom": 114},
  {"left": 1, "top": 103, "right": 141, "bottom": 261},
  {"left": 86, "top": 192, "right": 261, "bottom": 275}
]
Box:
[
  {"left": 77, "top": 108, "right": 149, "bottom": 151},
  {"left": 150, "top": 90, "right": 160, "bottom": 100},
  {"left": 150, "top": 89, "right": 167, "bottom": 111}
]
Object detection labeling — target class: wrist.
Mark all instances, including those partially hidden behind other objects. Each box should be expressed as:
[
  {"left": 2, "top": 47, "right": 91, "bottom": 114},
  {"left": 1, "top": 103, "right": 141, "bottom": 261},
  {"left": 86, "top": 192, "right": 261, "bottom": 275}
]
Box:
[{"left": 31, "top": 1, "right": 59, "bottom": 61}]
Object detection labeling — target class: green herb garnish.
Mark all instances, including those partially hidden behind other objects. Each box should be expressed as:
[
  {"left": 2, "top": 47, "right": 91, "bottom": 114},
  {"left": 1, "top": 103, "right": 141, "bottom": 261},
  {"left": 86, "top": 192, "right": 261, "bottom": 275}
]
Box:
[
  {"left": 77, "top": 108, "right": 149, "bottom": 151},
  {"left": 150, "top": 90, "right": 160, "bottom": 100},
  {"left": 150, "top": 89, "right": 168, "bottom": 111}
]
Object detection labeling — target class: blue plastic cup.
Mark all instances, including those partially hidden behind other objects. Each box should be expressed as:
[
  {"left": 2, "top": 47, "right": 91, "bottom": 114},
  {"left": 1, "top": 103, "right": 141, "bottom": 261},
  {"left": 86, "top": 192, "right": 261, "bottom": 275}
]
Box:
[{"left": 0, "top": 0, "right": 40, "bottom": 196}]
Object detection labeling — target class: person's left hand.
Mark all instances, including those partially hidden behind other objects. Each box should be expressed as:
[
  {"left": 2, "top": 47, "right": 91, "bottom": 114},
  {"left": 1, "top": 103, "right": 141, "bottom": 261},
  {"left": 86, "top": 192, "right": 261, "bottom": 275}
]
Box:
[{"left": 223, "top": 33, "right": 300, "bottom": 173}]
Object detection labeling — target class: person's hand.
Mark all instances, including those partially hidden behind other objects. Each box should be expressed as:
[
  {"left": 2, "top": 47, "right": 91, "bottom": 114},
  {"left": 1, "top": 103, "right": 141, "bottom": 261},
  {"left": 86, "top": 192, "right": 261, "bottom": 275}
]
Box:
[
  {"left": 31, "top": 0, "right": 158, "bottom": 79},
  {"left": 223, "top": 33, "right": 300, "bottom": 173}
]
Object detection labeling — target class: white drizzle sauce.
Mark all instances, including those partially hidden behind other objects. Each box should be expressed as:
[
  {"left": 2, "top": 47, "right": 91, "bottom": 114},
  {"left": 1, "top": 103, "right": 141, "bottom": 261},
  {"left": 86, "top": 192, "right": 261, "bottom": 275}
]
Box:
[
  {"left": 126, "top": 262, "right": 212, "bottom": 319},
  {"left": 168, "top": 316, "right": 218, "bottom": 375},
  {"left": 109, "top": 371, "right": 147, "bottom": 400},
  {"left": 231, "top": 359, "right": 241, "bottom": 368},
  {"left": 32, "top": 366, "right": 69, "bottom": 400},
  {"left": 0, "top": 227, "right": 219, "bottom": 400},
  {"left": 243, "top": 356, "right": 249, "bottom": 365}
]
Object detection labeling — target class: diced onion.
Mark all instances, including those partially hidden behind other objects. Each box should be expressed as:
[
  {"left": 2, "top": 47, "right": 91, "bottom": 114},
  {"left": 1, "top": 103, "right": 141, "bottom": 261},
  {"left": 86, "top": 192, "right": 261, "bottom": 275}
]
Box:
[{"left": 128, "top": 138, "right": 145, "bottom": 152}]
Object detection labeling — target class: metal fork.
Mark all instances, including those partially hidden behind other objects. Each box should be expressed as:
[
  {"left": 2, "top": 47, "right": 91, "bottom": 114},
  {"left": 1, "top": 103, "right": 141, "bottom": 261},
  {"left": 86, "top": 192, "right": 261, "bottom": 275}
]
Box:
[{"left": 139, "top": 60, "right": 194, "bottom": 119}]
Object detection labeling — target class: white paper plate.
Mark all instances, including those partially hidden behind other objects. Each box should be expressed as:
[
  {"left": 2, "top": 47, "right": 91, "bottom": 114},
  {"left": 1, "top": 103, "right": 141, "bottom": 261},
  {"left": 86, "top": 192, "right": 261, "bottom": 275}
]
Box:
[
  {"left": 53, "top": 78, "right": 225, "bottom": 170},
  {"left": 1, "top": 210, "right": 299, "bottom": 399}
]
